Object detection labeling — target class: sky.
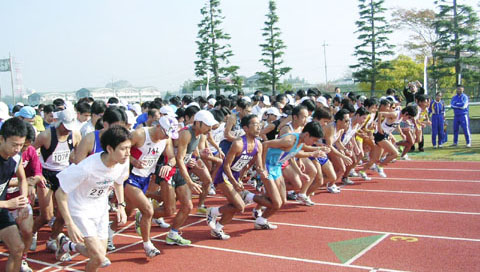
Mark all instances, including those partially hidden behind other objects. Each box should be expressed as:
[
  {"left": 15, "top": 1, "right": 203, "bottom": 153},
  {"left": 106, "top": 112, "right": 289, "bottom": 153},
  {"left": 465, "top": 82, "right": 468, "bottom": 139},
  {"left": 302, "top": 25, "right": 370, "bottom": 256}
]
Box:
[{"left": 0, "top": 0, "right": 479, "bottom": 96}]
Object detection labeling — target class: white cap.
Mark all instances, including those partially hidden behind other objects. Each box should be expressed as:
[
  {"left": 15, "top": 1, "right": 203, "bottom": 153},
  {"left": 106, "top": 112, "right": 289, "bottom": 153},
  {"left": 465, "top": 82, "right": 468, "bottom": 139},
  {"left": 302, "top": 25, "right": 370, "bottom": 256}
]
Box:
[
  {"left": 299, "top": 96, "right": 311, "bottom": 103},
  {"left": 242, "top": 96, "right": 252, "bottom": 103},
  {"left": 208, "top": 98, "right": 216, "bottom": 106},
  {"left": 55, "top": 108, "right": 76, "bottom": 131},
  {"left": 286, "top": 94, "right": 295, "bottom": 105},
  {"left": 194, "top": 110, "right": 218, "bottom": 127},
  {"left": 131, "top": 104, "right": 142, "bottom": 116},
  {"left": 160, "top": 106, "right": 177, "bottom": 117},
  {"left": 15, "top": 102, "right": 24, "bottom": 107},
  {"left": 187, "top": 102, "right": 201, "bottom": 109},
  {"left": 0, "top": 102, "right": 10, "bottom": 120},
  {"left": 266, "top": 107, "right": 281, "bottom": 117},
  {"left": 386, "top": 95, "right": 398, "bottom": 103},
  {"left": 154, "top": 116, "right": 179, "bottom": 139},
  {"left": 126, "top": 110, "right": 135, "bottom": 125},
  {"left": 261, "top": 95, "right": 271, "bottom": 106},
  {"left": 316, "top": 96, "right": 328, "bottom": 108}
]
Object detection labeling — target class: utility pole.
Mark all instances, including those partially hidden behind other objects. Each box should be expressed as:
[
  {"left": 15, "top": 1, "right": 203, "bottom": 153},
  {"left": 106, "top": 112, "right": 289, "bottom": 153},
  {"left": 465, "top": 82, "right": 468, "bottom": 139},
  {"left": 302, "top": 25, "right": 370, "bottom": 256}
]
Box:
[{"left": 322, "top": 41, "right": 328, "bottom": 88}]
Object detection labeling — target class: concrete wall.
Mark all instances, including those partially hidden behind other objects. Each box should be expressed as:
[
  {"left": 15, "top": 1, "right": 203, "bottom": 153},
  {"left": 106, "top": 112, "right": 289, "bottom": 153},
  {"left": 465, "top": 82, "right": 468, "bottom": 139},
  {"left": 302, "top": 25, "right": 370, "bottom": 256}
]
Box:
[{"left": 423, "top": 118, "right": 480, "bottom": 134}]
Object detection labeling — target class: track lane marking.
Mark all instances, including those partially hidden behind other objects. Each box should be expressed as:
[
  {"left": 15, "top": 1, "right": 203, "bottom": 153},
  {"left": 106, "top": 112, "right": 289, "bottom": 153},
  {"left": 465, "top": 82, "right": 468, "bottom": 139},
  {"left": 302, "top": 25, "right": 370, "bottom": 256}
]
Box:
[
  {"left": 384, "top": 167, "right": 480, "bottom": 172},
  {"left": 341, "top": 188, "right": 480, "bottom": 197},
  {"left": 344, "top": 234, "right": 390, "bottom": 265},
  {"left": 371, "top": 177, "right": 480, "bottom": 183}
]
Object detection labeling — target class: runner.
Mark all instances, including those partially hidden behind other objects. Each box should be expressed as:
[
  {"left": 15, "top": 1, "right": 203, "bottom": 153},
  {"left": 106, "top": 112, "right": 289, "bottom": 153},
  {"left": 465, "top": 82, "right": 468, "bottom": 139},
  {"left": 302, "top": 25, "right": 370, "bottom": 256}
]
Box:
[
  {"left": 32, "top": 108, "right": 81, "bottom": 257},
  {"left": 54, "top": 125, "right": 130, "bottom": 270},
  {"left": 0, "top": 118, "right": 29, "bottom": 272},
  {"left": 207, "top": 114, "right": 268, "bottom": 239},
  {"left": 165, "top": 110, "right": 218, "bottom": 246},
  {"left": 219, "top": 99, "right": 252, "bottom": 155},
  {"left": 125, "top": 116, "right": 178, "bottom": 257},
  {"left": 259, "top": 121, "right": 324, "bottom": 229}
]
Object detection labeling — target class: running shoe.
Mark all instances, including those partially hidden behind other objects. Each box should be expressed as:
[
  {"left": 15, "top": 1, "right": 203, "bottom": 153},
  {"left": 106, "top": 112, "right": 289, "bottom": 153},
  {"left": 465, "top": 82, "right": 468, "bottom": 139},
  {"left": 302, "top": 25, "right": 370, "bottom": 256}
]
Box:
[
  {"left": 20, "top": 260, "right": 32, "bottom": 272},
  {"left": 326, "top": 183, "right": 341, "bottom": 194},
  {"left": 46, "top": 238, "right": 58, "bottom": 252},
  {"left": 252, "top": 208, "right": 262, "bottom": 219},
  {"left": 467, "top": 143, "right": 472, "bottom": 148},
  {"left": 30, "top": 232, "right": 37, "bottom": 251},
  {"left": 144, "top": 246, "right": 161, "bottom": 258},
  {"left": 247, "top": 178, "right": 257, "bottom": 188},
  {"left": 287, "top": 191, "right": 297, "bottom": 200},
  {"left": 342, "top": 177, "right": 355, "bottom": 185},
  {"left": 107, "top": 237, "right": 116, "bottom": 251},
  {"left": 55, "top": 233, "right": 72, "bottom": 262},
  {"left": 100, "top": 257, "right": 111, "bottom": 268},
  {"left": 374, "top": 165, "right": 387, "bottom": 178},
  {"left": 197, "top": 205, "right": 207, "bottom": 215},
  {"left": 400, "top": 155, "right": 411, "bottom": 161},
  {"left": 206, "top": 208, "right": 218, "bottom": 230},
  {"left": 297, "top": 194, "right": 315, "bottom": 206},
  {"left": 166, "top": 233, "right": 191, "bottom": 246},
  {"left": 349, "top": 170, "right": 359, "bottom": 177},
  {"left": 208, "top": 184, "right": 216, "bottom": 195},
  {"left": 153, "top": 217, "right": 170, "bottom": 228},
  {"left": 450, "top": 143, "right": 458, "bottom": 147},
  {"left": 254, "top": 221, "right": 278, "bottom": 230},
  {"left": 438, "top": 144, "right": 443, "bottom": 148},
  {"left": 135, "top": 210, "right": 142, "bottom": 236},
  {"left": 210, "top": 229, "right": 230, "bottom": 240},
  {"left": 359, "top": 171, "right": 371, "bottom": 181}
]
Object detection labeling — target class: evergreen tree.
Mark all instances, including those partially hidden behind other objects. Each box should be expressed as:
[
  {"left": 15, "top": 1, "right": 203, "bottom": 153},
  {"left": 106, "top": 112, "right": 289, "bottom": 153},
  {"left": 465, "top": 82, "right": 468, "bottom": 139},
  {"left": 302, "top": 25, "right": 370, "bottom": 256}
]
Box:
[
  {"left": 194, "top": 0, "right": 240, "bottom": 96},
  {"left": 434, "top": 0, "right": 480, "bottom": 86},
  {"left": 257, "top": 0, "right": 291, "bottom": 96},
  {"left": 350, "top": 0, "right": 395, "bottom": 96}
]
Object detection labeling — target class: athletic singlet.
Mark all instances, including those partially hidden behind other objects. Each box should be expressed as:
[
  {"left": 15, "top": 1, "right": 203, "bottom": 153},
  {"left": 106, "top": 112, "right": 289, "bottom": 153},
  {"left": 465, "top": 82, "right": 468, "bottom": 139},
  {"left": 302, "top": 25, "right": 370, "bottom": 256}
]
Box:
[
  {"left": 91, "top": 130, "right": 103, "bottom": 154},
  {"left": 131, "top": 127, "right": 167, "bottom": 177},
  {"left": 265, "top": 120, "right": 280, "bottom": 140},
  {"left": 40, "top": 127, "right": 74, "bottom": 171},
  {"left": 327, "top": 122, "right": 342, "bottom": 143},
  {"left": 220, "top": 135, "right": 259, "bottom": 181},
  {"left": 342, "top": 122, "right": 361, "bottom": 146},
  {"left": 379, "top": 111, "right": 401, "bottom": 135},
  {"left": 0, "top": 154, "right": 20, "bottom": 202},
  {"left": 178, "top": 126, "right": 200, "bottom": 165},
  {"left": 266, "top": 133, "right": 303, "bottom": 167},
  {"left": 209, "top": 123, "right": 225, "bottom": 153}
]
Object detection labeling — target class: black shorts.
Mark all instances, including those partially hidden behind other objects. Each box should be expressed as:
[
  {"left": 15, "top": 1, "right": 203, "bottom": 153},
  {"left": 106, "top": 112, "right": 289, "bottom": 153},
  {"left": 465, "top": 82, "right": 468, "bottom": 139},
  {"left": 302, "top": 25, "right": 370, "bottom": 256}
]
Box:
[
  {"left": 374, "top": 132, "right": 389, "bottom": 144},
  {"left": 170, "top": 170, "right": 187, "bottom": 188},
  {"left": 0, "top": 209, "right": 16, "bottom": 230},
  {"left": 43, "top": 169, "right": 61, "bottom": 192}
]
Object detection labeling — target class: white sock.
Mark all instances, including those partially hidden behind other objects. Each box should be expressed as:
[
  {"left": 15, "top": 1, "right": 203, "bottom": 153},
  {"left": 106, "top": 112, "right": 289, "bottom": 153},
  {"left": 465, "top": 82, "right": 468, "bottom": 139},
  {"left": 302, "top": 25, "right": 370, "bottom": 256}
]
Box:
[
  {"left": 298, "top": 193, "right": 307, "bottom": 199},
  {"left": 32, "top": 232, "right": 37, "bottom": 239},
  {"left": 287, "top": 190, "right": 294, "bottom": 194},
  {"left": 210, "top": 207, "right": 220, "bottom": 217},
  {"left": 63, "top": 241, "right": 76, "bottom": 252},
  {"left": 143, "top": 241, "right": 154, "bottom": 250},
  {"left": 215, "top": 222, "right": 224, "bottom": 231},
  {"left": 255, "top": 216, "right": 267, "bottom": 225},
  {"left": 168, "top": 229, "right": 178, "bottom": 238},
  {"left": 245, "top": 192, "right": 255, "bottom": 203}
]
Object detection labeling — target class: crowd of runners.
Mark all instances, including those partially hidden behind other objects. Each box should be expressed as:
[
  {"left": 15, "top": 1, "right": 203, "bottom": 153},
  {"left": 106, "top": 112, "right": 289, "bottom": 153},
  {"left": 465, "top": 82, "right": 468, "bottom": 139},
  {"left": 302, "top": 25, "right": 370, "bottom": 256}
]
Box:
[{"left": 0, "top": 84, "right": 472, "bottom": 271}]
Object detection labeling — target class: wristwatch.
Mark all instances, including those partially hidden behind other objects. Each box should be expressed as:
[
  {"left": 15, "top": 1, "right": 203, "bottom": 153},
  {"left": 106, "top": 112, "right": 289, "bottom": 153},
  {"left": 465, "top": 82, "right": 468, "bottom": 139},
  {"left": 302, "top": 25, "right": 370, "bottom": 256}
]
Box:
[
  {"left": 166, "top": 162, "right": 174, "bottom": 168},
  {"left": 118, "top": 202, "right": 127, "bottom": 208}
]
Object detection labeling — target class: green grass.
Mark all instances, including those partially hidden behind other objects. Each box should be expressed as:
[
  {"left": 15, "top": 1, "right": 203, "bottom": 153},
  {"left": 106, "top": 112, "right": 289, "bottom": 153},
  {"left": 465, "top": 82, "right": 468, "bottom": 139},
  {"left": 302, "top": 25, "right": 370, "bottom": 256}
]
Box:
[
  {"left": 445, "top": 104, "right": 480, "bottom": 119},
  {"left": 394, "top": 133, "right": 480, "bottom": 161}
]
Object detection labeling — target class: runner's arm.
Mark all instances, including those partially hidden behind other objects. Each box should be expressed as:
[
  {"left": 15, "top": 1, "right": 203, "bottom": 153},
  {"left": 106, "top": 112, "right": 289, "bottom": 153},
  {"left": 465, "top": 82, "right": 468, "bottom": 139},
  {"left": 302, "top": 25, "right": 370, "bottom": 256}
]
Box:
[
  {"left": 72, "top": 133, "right": 94, "bottom": 164},
  {"left": 176, "top": 130, "right": 194, "bottom": 185},
  {"left": 223, "top": 114, "right": 238, "bottom": 142}
]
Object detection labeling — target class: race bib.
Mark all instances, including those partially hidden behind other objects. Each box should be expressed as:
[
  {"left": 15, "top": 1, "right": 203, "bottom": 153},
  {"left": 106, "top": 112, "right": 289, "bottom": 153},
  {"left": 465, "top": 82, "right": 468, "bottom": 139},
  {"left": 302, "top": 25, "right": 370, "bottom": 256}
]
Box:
[
  {"left": 142, "top": 155, "right": 157, "bottom": 169},
  {"left": 52, "top": 150, "right": 70, "bottom": 164},
  {"left": 231, "top": 155, "right": 252, "bottom": 172},
  {"left": 87, "top": 185, "right": 109, "bottom": 199}
]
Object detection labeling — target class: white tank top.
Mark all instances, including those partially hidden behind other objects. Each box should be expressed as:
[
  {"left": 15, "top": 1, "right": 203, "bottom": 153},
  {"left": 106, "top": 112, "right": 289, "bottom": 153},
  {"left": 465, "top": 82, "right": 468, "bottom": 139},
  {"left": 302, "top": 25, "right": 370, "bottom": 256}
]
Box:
[
  {"left": 342, "top": 122, "right": 360, "bottom": 146},
  {"left": 209, "top": 123, "right": 225, "bottom": 153},
  {"left": 328, "top": 122, "right": 342, "bottom": 143},
  {"left": 380, "top": 111, "right": 401, "bottom": 135},
  {"left": 131, "top": 127, "right": 167, "bottom": 177},
  {"left": 41, "top": 130, "right": 73, "bottom": 172}
]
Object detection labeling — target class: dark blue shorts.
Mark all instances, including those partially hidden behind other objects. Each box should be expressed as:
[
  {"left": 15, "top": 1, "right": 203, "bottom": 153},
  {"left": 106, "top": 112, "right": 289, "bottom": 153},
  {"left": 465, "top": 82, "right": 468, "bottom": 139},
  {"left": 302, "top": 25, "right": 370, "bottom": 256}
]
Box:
[
  {"left": 125, "top": 173, "right": 151, "bottom": 194},
  {"left": 309, "top": 156, "right": 329, "bottom": 166}
]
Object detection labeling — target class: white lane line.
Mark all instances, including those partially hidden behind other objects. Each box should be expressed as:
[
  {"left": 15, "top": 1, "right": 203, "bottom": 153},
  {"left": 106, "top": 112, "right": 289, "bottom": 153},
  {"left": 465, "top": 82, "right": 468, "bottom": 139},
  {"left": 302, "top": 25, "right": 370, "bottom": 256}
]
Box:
[
  {"left": 0, "top": 252, "right": 81, "bottom": 272},
  {"left": 341, "top": 188, "right": 480, "bottom": 197},
  {"left": 384, "top": 167, "right": 480, "bottom": 172},
  {"left": 344, "top": 234, "right": 390, "bottom": 265},
  {"left": 221, "top": 217, "right": 480, "bottom": 242},
  {"left": 149, "top": 237, "right": 405, "bottom": 272},
  {"left": 307, "top": 202, "right": 480, "bottom": 215},
  {"left": 372, "top": 177, "right": 480, "bottom": 183},
  {"left": 60, "top": 218, "right": 206, "bottom": 270}
]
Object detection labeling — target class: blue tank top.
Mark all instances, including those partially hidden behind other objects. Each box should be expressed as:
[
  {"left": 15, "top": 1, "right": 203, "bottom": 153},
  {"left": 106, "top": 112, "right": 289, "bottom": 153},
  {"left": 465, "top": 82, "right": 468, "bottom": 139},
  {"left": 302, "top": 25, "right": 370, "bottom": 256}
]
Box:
[
  {"left": 266, "top": 133, "right": 303, "bottom": 167},
  {"left": 92, "top": 130, "right": 103, "bottom": 154},
  {"left": 229, "top": 135, "right": 259, "bottom": 173}
]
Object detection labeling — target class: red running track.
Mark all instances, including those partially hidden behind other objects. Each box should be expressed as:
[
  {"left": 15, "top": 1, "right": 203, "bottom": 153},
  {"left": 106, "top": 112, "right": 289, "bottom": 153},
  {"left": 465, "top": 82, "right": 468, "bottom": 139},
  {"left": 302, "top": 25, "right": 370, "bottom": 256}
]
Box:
[{"left": 1, "top": 160, "right": 480, "bottom": 271}]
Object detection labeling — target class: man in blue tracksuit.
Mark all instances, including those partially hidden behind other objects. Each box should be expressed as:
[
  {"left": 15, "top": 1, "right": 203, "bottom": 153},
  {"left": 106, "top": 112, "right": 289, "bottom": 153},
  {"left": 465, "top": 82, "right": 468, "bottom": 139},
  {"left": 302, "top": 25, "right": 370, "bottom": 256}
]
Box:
[
  {"left": 450, "top": 85, "right": 471, "bottom": 147},
  {"left": 429, "top": 92, "right": 445, "bottom": 148}
]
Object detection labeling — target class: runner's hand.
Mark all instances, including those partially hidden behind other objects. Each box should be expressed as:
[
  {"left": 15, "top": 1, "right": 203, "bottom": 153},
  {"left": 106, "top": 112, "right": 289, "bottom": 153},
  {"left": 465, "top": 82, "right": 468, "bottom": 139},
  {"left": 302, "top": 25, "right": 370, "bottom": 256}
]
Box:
[
  {"left": 187, "top": 158, "right": 197, "bottom": 168},
  {"left": 233, "top": 182, "right": 244, "bottom": 192},
  {"left": 133, "top": 159, "right": 146, "bottom": 169},
  {"left": 6, "top": 196, "right": 28, "bottom": 209},
  {"left": 67, "top": 224, "right": 84, "bottom": 244},
  {"left": 259, "top": 170, "right": 269, "bottom": 181},
  {"left": 219, "top": 150, "right": 225, "bottom": 159},
  {"left": 37, "top": 175, "right": 47, "bottom": 189},
  {"left": 18, "top": 206, "right": 29, "bottom": 220},
  {"left": 117, "top": 207, "right": 127, "bottom": 226},
  {"left": 28, "top": 186, "right": 36, "bottom": 204},
  {"left": 298, "top": 160, "right": 305, "bottom": 172},
  {"left": 158, "top": 165, "right": 172, "bottom": 179},
  {"left": 188, "top": 182, "right": 202, "bottom": 194},
  {"left": 343, "top": 156, "right": 353, "bottom": 166}
]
